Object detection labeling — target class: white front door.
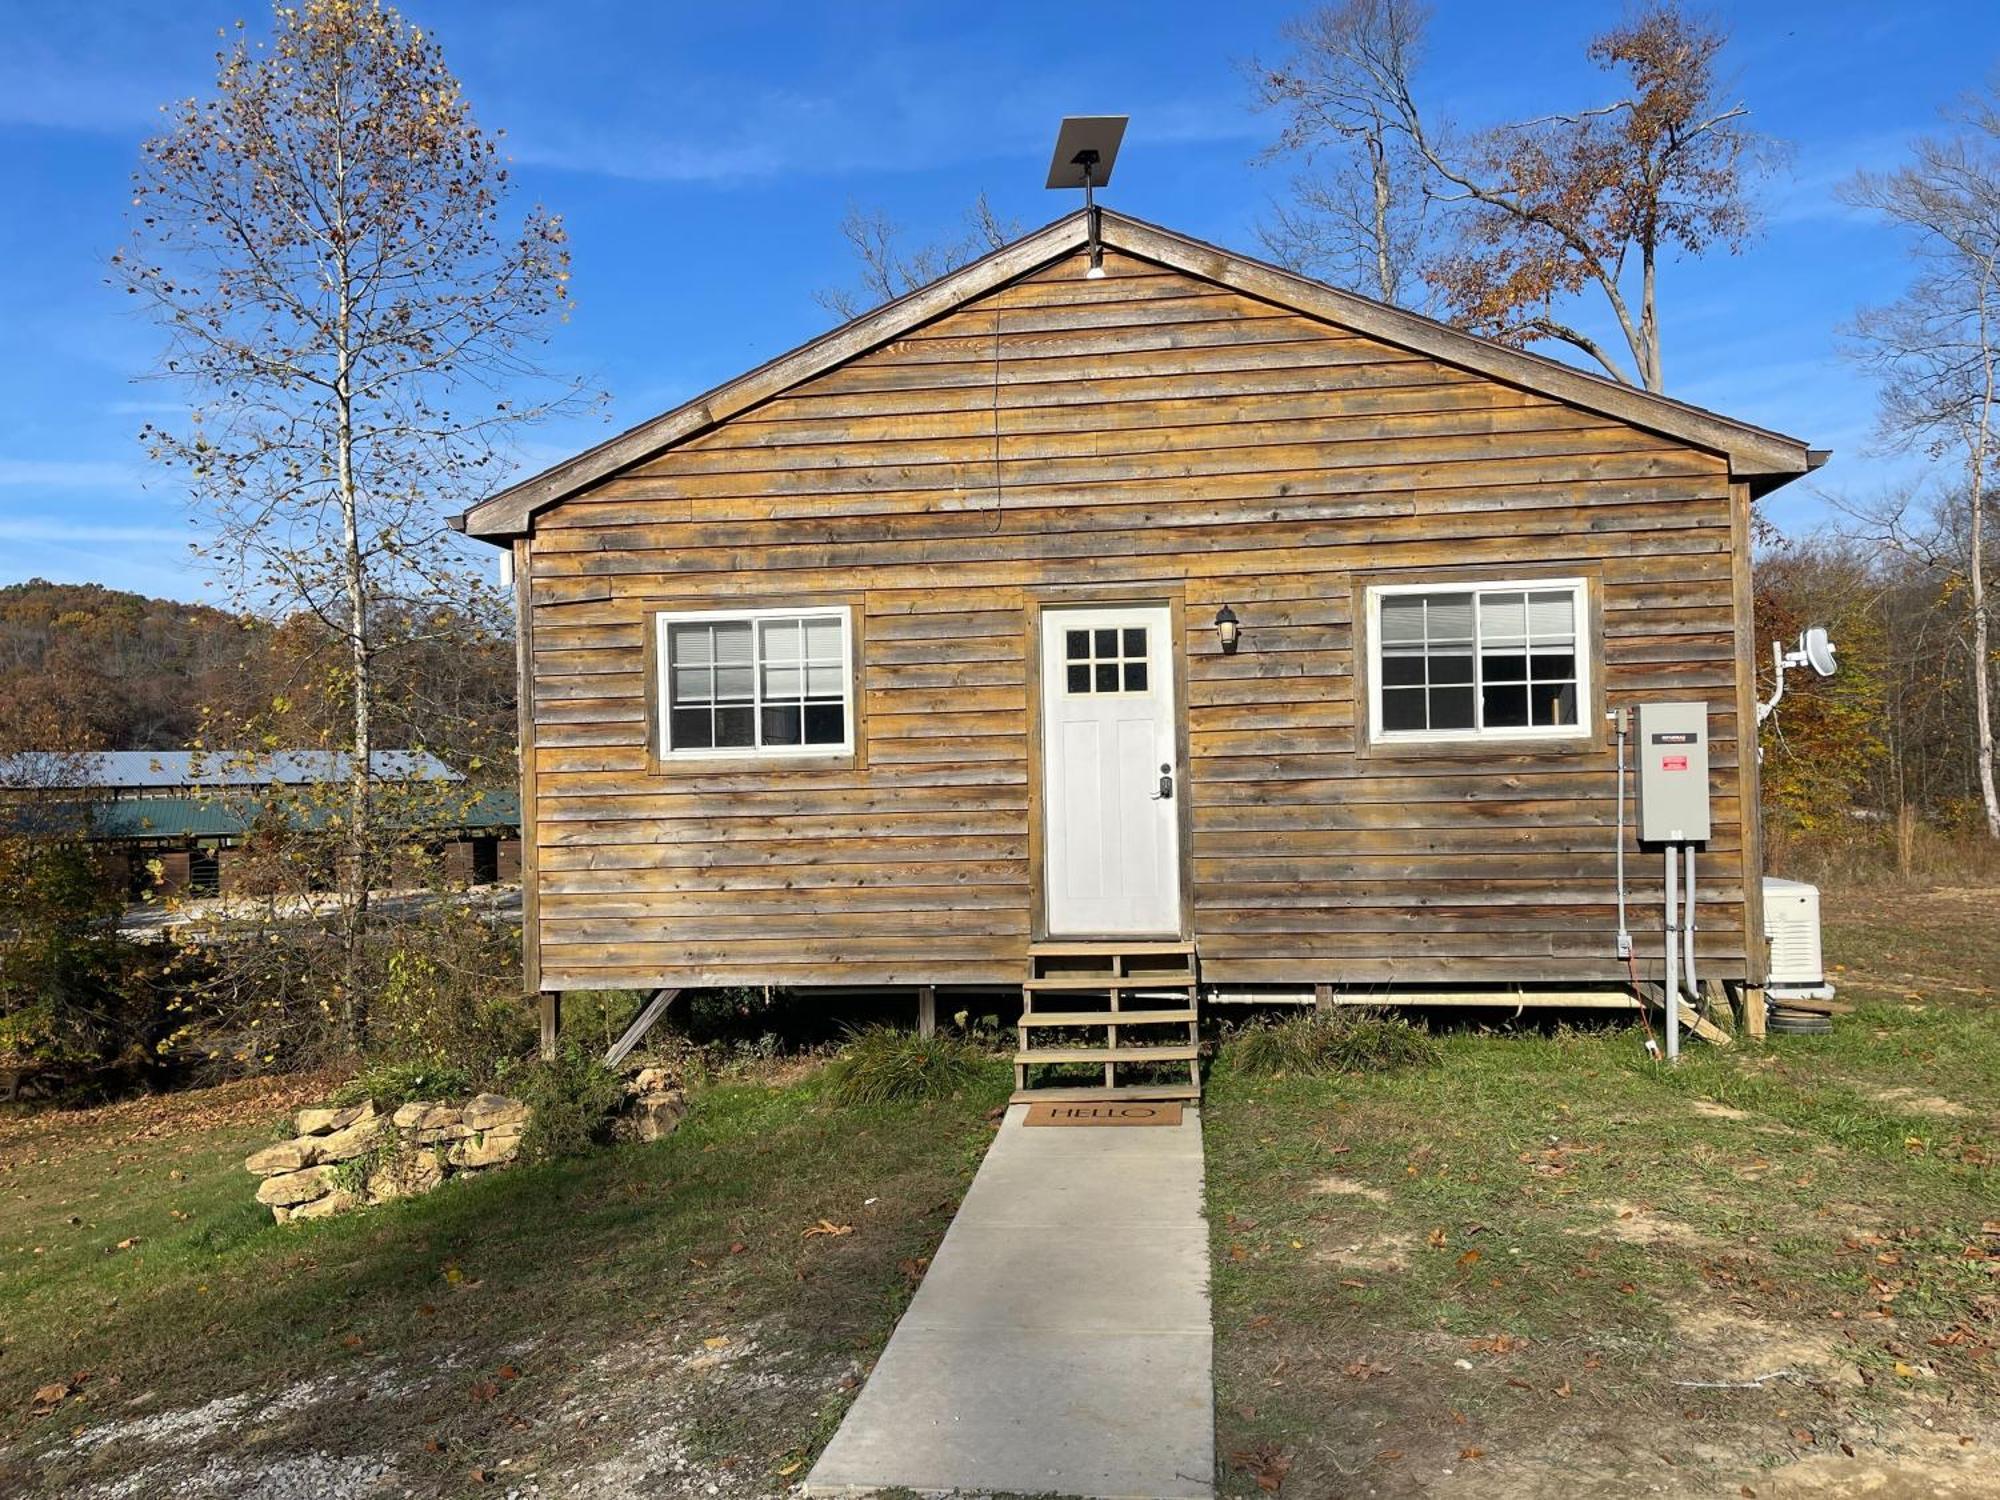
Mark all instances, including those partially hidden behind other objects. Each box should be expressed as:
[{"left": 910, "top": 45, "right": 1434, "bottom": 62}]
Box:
[{"left": 1040, "top": 604, "right": 1182, "bottom": 936}]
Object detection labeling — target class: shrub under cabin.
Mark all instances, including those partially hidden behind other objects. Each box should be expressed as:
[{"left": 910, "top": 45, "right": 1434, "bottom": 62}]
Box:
[{"left": 454, "top": 209, "right": 1819, "bottom": 1099}]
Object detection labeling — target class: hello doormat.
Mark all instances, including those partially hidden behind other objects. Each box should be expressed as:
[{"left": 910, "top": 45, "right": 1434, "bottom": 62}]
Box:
[{"left": 1023, "top": 1101, "right": 1184, "bottom": 1127}]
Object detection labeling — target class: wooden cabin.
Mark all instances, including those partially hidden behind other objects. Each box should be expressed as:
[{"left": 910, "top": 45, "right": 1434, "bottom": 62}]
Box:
[{"left": 455, "top": 210, "right": 1817, "bottom": 1098}]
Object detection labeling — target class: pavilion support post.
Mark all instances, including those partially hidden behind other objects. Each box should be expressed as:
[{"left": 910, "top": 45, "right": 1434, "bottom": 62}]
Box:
[
  {"left": 917, "top": 985, "right": 937, "bottom": 1039},
  {"left": 539, "top": 991, "right": 561, "bottom": 1061}
]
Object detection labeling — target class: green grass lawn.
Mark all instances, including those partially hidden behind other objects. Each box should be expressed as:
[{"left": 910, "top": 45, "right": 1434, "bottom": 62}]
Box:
[
  {"left": 1207, "top": 884, "right": 2000, "bottom": 1496},
  {"left": 1, "top": 885, "right": 1994, "bottom": 1498},
  {"left": 0, "top": 1060, "right": 1011, "bottom": 1497}
]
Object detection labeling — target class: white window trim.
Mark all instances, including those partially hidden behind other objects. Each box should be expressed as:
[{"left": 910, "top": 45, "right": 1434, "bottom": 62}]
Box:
[
  {"left": 655, "top": 604, "right": 855, "bottom": 761},
  {"left": 1365, "top": 577, "right": 1591, "bottom": 746}
]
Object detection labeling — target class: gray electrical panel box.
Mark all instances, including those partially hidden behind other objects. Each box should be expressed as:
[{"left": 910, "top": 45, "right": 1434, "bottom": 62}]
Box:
[{"left": 1636, "top": 701, "right": 1711, "bottom": 843}]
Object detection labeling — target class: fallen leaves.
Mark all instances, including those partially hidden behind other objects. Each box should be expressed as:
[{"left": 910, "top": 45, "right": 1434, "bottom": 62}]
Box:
[
  {"left": 801, "top": 1220, "right": 853, "bottom": 1240},
  {"left": 1231, "top": 1444, "right": 1293, "bottom": 1492}
]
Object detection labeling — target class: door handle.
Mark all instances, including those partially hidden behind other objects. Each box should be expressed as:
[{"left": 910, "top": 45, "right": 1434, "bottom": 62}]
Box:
[{"left": 1151, "top": 764, "right": 1174, "bottom": 800}]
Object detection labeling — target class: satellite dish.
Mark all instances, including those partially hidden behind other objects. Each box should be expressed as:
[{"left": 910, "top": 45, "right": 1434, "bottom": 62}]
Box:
[{"left": 1800, "top": 626, "right": 1837, "bottom": 678}]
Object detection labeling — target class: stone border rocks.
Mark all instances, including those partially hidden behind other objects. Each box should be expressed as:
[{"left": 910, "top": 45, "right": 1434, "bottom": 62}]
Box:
[
  {"left": 246, "top": 1093, "right": 527, "bottom": 1222},
  {"left": 245, "top": 1069, "right": 690, "bottom": 1222}
]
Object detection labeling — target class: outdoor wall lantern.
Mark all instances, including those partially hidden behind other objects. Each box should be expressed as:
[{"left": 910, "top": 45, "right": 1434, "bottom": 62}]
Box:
[{"left": 1215, "top": 604, "right": 1240, "bottom": 654}]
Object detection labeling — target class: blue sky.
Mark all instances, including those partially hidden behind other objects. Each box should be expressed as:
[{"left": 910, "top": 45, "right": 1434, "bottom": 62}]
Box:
[{"left": 0, "top": 0, "right": 1991, "bottom": 603}]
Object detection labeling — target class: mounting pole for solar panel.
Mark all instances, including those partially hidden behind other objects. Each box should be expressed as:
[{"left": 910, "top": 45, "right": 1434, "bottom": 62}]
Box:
[{"left": 1046, "top": 116, "right": 1128, "bottom": 279}]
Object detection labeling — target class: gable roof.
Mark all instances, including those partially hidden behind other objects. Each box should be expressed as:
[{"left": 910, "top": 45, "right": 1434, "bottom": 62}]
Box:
[{"left": 455, "top": 208, "right": 1819, "bottom": 543}]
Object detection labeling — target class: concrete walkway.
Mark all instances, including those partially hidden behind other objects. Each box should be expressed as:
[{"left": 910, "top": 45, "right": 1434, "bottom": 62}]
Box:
[{"left": 807, "top": 1103, "right": 1214, "bottom": 1500}]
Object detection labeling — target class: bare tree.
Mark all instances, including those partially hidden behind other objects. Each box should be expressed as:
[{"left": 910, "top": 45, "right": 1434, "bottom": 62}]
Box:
[
  {"left": 1258, "top": 1, "right": 1772, "bottom": 390},
  {"left": 815, "top": 192, "right": 1019, "bottom": 320},
  {"left": 1252, "top": 0, "right": 1430, "bottom": 304},
  {"left": 1842, "top": 87, "right": 2000, "bottom": 838},
  {"left": 116, "top": 0, "right": 588, "bottom": 1046}
]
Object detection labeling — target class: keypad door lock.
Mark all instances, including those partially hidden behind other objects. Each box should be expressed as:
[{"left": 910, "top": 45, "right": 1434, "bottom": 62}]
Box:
[{"left": 1152, "top": 763, "right": 1174, "bottom": 800}]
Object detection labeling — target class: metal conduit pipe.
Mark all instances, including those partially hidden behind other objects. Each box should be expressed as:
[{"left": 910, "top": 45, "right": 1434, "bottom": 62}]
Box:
[
  {"left": 1682, "top": 844, "right": 1700, "bottom": 1013},
  {"left": 1664, "top": 845, "right": 1681, "bottom": 1063},
  {"left": 1613, "top": 709, "right": 1631, "bottom": 958}
]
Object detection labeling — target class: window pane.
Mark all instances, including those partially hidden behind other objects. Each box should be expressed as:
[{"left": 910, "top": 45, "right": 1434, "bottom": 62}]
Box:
[
  {"left": 1122, "top": 627, "right": 1146, "bottom": 657},
  {"left": 1429, "top": 685, "right": 1475, "bottom": 729},
  {"left": 1095, "top": 662, "right": 1120, "bottom": 692},
  {"left": 714, "top": 705, "right": 755, "bottom": 747},
  {"left": 804, "top": 702, "right": 846, "bottom": 744},
  {"left": 713, "top": 620, "right": 754, "bottom": 666},
  {"left": 672, "top": 664, "right": 712, "bottom": 705},
  {"left": 1481, "top": 591, "right": 1527, "bottom": 644},
  {"left": 1533, "top": 680, "right": 1578, "bottom": 726},
  {"left": 1527, "top": 590, "right": 1575, "bottom": 644},
  {"left": 1067, "top": 663, "right": 1091, "bottom": 693},
  {"left": 1428, "top": 649, "right": 1475, "bottom": 686},
  {"left": 715, "top": 663, "right": 754, "bottom": 701},
  {"left": 1123, "top": 661, "right": 1148, "bottom": 692},
  {"left": 1381, "top": 649, "right": 1425, "bottom": 688},
  {"left": 1094, "top": 629, "right": 1117, "bottom": 656},
  {"left": 1380, "top": 596, "right": 1424, "bottom": 645},
  {"left": 759, "top": 618, "right": 801, "bottom": 663},
  {"left": 1530, "top": 650, "right": 1576, "bottom": 683},
  {"left": 761, "top": 704, "right": 803, "bottom": 745},
  {"left": 1482, "top": 682, "right": 1530, "bottom": 729},
  {"left": 803, "top": 615, "right": 843, "bottom": 658},
  {"left": 1483, "top": 651, "right": 1528, "bottom": 684},
  {"left": 669, "top": 707, "right": 713, "bottom": 749},
  {"left": 1426, "top": 594, "right": 1475, "bottom": 644},
  {"left": 1067, "top": 629, "right": 1089, "bottom": 661},
  {"left": 805, "top": 661, "right": 845, "bottom": 697},
  {"left": 670, "top": 622, "right": 713, "bottom": 666},
  {"left": 763, "top": 662, "right": 802, "bottom": 699},
  {"left": 1382, "top": 687, "right": 1427, "bottom": 731}
]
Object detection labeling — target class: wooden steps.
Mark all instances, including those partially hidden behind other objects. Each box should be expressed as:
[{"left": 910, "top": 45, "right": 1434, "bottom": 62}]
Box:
[
  {"left": 1013, "top": 941, "right": 1202, "bottom": 1104},
  {"left": 1012, "top": 1083, "right": 1203, "bottom": 1103}
]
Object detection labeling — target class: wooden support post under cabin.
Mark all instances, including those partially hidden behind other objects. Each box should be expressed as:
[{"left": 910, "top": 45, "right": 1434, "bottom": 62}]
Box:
[
  {"left": 916, "top": 985, "right": 937, "bottom": 1039},
  {"left": 1701, "top": 977, "right": 1735, "bottom": 1038},
  {"left": 1314, "top": 983, "right": 1332, "bottom": 1013},
  {"left": 605, "top": 988, "right": 682, "bottom": 1069},
  {"left": 1743, "top": 985, "right": 1768, "bottom": 1041},
  {"left": 539, "top": 992, "right": 561, "bottom": 1062}
]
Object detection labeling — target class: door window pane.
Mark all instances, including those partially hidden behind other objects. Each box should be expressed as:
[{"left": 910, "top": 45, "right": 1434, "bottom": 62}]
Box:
[{"left": 1061, "top": 620, "right": 1152, "bottom": 694}]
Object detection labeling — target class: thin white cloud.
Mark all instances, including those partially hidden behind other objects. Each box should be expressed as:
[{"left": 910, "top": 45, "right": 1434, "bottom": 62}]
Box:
[
  {"left": 0, "top": 519, "right": 191, "bottom": 545},
  {"left": 0, "top": 459, "right": 149, "bottom": 489}
]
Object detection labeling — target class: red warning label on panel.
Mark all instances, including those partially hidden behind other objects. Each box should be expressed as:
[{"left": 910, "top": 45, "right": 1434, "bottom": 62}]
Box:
[{"left": 1662, "top": 755, "right": 1689, "bottom": 771}]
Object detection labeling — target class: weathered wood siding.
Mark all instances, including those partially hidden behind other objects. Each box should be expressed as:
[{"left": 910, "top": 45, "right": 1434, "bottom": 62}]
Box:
[{"left": 523, "top": 248, "right": 1752, "bottom": 992}]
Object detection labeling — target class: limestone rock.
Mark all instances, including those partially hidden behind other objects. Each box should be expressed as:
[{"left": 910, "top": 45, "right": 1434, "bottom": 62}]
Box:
[
  {"left": 288, "top": 1189, "right": 359, "bottom": 1221},
  {"left": 255, "top": 1165, "right": 337, "bottom": 1207},
  {"left": 314, "top": 1114, "right": 387, "bottom": 1163},
  {"left": 366, "top": 1147, "right": 442, "bottom": 1201},
  {"left": 630, "top": 1066, "right": 677, "bottom": 1095},
  {"left": 621, "top": 1091, "right": 687, "bottom": 1143},
  {"left": 245, "top": 1139, "right": 318, "bottom": 1176},
  {"left": 414, "top": 1121, "right": 474, "bottom": 1144},
  {"left": 448, "top": 1125, "right": 524, "bottom": 1169},
  {"left": 464, "top": 1093, "right": 530, "bottom": 1132},
  {"left": 296, "top": 1101, "right": 373, "bottom": 1137},
  {"left": 391, "top": 1101, "right": 461, "bottom": 1132}
]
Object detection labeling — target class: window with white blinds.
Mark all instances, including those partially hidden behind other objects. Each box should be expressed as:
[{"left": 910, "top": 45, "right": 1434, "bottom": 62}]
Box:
[
  {"left": 657, "top": 606, "right": 853, "bottom": 758},
  {"left": 1369, "top": 580, "right": 1588, "bottom": 742}
]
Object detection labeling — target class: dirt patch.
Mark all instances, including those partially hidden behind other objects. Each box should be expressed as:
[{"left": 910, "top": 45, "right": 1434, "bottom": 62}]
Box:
[
  {"left": 1691, "top": 1099, "right": 1751, "bottom": 1120},
  {"left": 1588, "top": 1199, "right": 1722, "bottom": 1251},
  {"left": 1311, "top": 1174, "right": 1390, "bottom": 1202},
  {"left": 1672, "top": 1302, "right": 1860, "bottom": 1386},
  {"left": 1314, "top": 1227, "right": 1416, "bottom": 1273},
  {"left": 1868, "top": 1086, "right": 1971, "bottom": 1119}
]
